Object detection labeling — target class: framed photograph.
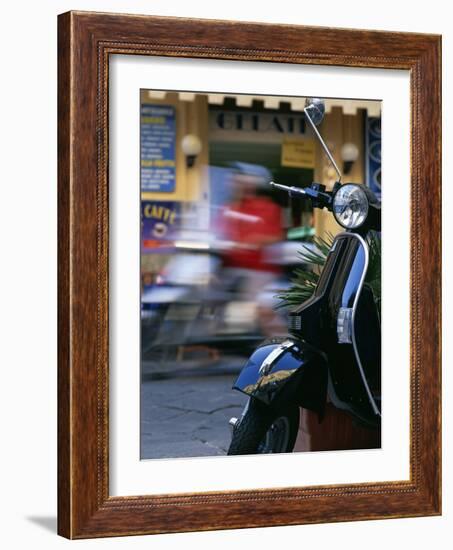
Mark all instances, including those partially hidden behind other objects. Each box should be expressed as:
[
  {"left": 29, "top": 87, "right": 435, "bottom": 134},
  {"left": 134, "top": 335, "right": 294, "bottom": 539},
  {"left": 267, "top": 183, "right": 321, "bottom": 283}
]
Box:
[{"left": 58, "top": 11, "right": 441, "bottom": 538}]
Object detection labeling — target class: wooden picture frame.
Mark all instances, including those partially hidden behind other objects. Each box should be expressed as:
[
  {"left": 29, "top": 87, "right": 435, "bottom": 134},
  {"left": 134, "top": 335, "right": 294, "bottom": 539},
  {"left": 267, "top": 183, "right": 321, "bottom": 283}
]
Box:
[{"left": 58, "top": 11, "right": 441, "bottom": 539}]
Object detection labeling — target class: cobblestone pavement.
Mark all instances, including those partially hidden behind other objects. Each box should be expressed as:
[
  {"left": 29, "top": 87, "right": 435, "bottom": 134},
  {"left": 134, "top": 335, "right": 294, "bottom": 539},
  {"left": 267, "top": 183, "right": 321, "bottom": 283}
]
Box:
[{"left": 140, "top": 373, "right": 247, "bottom": 459}]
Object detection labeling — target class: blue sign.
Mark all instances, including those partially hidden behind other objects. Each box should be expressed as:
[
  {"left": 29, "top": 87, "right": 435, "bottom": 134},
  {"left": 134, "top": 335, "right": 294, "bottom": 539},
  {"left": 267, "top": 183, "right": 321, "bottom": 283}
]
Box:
[
  {"left": 366, "top": 116, "right": 381, "bottom": 199},
  {"left": 141, "top": 104, "right": 176, "bottom": 192},
  {"left": 141, "top": 201, "right": 180, "bottom": 250}
]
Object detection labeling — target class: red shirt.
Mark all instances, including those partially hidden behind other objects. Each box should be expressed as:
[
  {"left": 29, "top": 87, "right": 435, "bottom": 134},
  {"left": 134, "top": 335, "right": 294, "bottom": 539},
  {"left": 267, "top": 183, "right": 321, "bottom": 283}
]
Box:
[{"left": 219, "top": 197, "right": 283, "bottom": 272}]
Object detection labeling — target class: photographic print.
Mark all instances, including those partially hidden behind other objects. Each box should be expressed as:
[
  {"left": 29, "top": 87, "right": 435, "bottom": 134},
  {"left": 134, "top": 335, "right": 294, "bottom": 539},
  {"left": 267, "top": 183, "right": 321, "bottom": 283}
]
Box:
[
  {"left": 58, "top": 12, "right": 440, "bottom": 537},
  {"left": 139, "top": 90, "right": 382, "bottom": 459}
]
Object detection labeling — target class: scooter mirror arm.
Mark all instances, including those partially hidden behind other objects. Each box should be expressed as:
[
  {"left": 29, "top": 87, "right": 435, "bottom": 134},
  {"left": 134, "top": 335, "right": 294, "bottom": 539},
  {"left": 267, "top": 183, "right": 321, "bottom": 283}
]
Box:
[{"left": 304, "top": 106, "right": 342, "bottom": 183}]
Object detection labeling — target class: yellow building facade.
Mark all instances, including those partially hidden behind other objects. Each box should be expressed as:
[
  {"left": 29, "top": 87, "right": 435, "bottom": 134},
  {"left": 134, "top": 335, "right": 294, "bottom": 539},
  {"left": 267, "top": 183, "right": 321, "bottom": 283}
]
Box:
[{"left": 140, "top": 90, "right": 380, "bottom": 264}]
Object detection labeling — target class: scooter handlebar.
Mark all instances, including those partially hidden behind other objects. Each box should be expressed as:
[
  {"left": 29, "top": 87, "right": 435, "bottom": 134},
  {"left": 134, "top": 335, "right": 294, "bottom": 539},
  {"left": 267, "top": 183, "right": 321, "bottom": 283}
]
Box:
[
  {"left": 269, "top": 181, "right": 306, "bottom": 196},
  {"left": 269, "top": 180, "right": 332, "bottom": 210}
]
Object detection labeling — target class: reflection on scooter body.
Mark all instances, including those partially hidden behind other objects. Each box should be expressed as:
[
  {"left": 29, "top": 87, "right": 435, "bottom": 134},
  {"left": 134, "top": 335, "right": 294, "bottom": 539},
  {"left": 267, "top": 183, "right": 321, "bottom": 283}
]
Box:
[{"left": 228, "top": 98, "right": 381, "bottom": 455}]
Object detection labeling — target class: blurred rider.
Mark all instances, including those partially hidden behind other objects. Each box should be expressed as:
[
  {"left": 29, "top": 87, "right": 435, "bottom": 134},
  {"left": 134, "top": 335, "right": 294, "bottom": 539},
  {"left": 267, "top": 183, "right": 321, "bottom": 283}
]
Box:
[{"left": 217, "top": 162, "right": 284, "bottom": 336}]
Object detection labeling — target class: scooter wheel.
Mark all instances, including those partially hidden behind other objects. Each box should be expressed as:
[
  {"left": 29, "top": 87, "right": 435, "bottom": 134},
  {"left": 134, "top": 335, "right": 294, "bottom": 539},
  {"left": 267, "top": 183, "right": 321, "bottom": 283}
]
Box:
[{"left": 227, "top": 398, "right": 300, "bottom": 455}]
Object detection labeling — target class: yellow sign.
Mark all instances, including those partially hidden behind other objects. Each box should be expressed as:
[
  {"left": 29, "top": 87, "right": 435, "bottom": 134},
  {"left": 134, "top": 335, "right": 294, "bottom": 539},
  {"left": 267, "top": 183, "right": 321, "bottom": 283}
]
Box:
[{"left": 281, "top": 138, "right": 316, "bottom": 169}]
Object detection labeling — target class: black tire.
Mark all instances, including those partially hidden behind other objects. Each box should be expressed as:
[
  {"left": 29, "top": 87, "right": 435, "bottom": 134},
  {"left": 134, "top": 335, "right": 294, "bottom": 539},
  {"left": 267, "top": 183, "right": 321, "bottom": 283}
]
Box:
[{"left": 227, "top": 398, "right": 300, "bottom": 455}]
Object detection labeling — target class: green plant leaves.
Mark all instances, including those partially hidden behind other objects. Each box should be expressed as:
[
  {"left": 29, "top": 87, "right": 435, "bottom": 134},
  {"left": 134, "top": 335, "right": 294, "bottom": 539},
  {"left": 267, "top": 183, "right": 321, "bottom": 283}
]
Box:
[{"left": 276, "top": 231, "right": 381, "bottom": 315}]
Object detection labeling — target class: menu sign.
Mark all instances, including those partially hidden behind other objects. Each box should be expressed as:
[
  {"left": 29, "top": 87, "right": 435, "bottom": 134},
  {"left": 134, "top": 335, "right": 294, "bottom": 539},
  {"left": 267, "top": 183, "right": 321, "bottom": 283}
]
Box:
[
  {"left": 141, "top": 104, "right": 176, "bottom": 192},
  {"left": 281, "top": 137, "right": 316, "bottom": 169}
]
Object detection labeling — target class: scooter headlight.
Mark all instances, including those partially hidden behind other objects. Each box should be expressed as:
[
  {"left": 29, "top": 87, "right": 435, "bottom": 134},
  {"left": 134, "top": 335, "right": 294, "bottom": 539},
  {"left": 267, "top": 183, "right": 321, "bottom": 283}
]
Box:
[{"left": 332, "top": 184, "right": 369, "bottom": 229}]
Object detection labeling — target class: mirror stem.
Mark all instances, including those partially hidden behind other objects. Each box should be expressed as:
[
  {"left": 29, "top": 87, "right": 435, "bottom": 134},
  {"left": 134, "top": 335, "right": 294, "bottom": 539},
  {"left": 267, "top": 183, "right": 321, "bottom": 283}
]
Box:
[{"left": 304, "top": 107, "right": 342, "bottom": 182}]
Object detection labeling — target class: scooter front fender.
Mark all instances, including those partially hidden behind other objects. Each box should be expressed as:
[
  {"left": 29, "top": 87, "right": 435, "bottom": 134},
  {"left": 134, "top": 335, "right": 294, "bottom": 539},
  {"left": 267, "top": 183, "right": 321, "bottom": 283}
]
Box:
[{"left": 233, "top": 339, "right": 327, "bottom": 417}]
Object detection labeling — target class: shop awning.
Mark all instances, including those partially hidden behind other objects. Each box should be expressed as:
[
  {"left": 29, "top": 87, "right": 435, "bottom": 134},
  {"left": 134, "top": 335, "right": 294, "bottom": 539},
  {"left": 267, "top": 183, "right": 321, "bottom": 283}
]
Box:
[{"left": 146, "top": 91, "right": 381, "bottom": 117}]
